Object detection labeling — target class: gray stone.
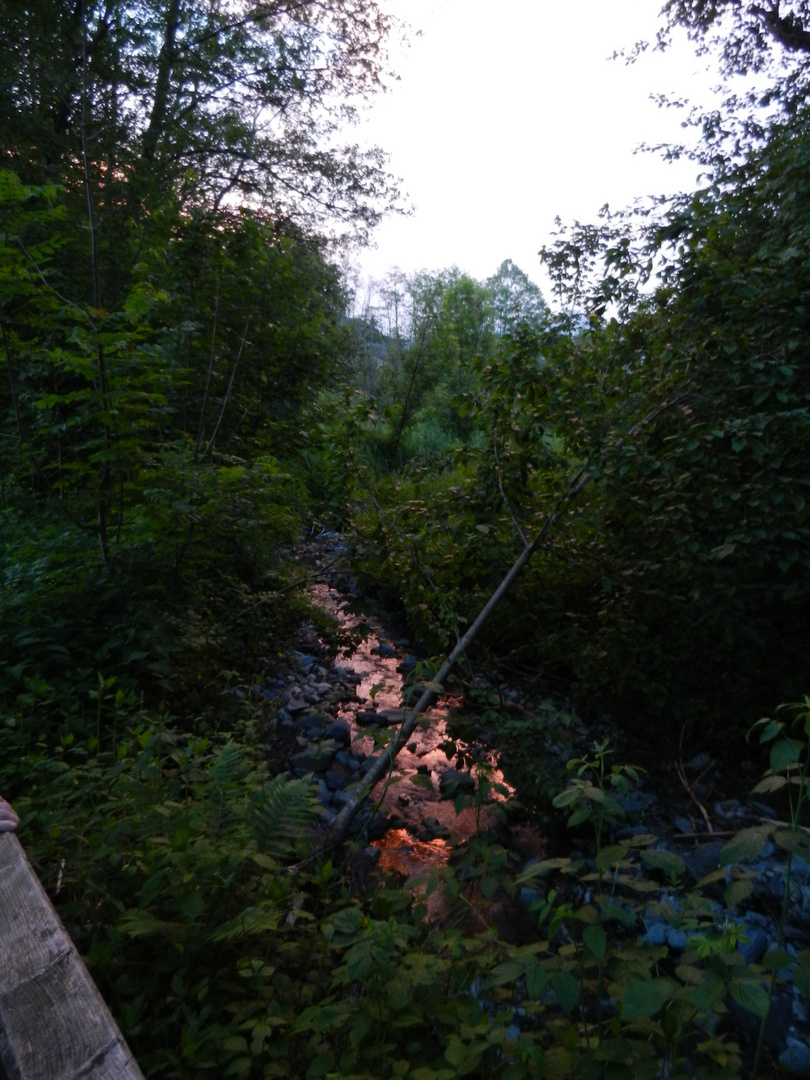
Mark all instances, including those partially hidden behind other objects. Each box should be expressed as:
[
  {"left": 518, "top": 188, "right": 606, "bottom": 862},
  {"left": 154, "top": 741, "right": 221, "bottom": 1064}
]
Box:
[
  {"left": 683, "top": 841, "right": 724, "bottom": 882},
  {"left": 665, "top": 927, "right": 688, "bottom": 950},
  {"left": 739, "top": 926, "right": 770, "bottom": 964},
  {"left": 356, "top": 709, "right": 381, "bottom": 726},
  {"left": 519, "top": 887, "right": 541, "bottom": 909},
  {"left": 324, "top": 769, "right": 348, "bottom": 792},
  {"left": 780, "top": 1037, "right": 810, "bottom": 1075},
  {"left": 684, "top": 753, "right": 712, "bottom": 772},
  {"left": 440, "top": 768, "right": 476, "bottom": 798},
  {"left": 325, "top": 720, "right": 351, "bottom": 744},
  {"left": 642, "top": 923, "right": 667, "bottom": 947},
  {"left": 290, "top": 746, "right": 335, "bottom": 773}
]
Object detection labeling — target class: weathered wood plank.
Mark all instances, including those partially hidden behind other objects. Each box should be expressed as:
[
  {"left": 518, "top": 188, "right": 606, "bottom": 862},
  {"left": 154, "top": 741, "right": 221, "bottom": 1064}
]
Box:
[{"left": 0, "top": 833, "right": 145, "bottom": 1080}]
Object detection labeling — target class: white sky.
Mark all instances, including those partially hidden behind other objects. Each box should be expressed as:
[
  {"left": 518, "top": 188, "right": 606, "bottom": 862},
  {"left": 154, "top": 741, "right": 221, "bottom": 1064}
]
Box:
[{"left": 351, "top": 0, "right": 725, "bottom": 292}]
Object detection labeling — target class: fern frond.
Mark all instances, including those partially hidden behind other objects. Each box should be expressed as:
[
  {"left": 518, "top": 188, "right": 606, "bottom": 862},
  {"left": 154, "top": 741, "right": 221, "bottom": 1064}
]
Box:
[
  {"left": 251, "top": 774, "right": 315, "bottom": 861},
  {"left": 208, "top": 742, "right": 246, "bottom": 788},
  {"left": 118, "top": 909, "right": 183, "bottom": 940},
  {"left": 206, "top": 901, "right": 282, "bottom": 942}
]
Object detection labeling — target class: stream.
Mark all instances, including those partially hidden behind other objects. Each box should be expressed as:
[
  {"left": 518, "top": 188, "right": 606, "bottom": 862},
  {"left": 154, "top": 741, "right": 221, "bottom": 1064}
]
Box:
[{"left": 260, "top": 531, "right": 810, "bottom": 1070}]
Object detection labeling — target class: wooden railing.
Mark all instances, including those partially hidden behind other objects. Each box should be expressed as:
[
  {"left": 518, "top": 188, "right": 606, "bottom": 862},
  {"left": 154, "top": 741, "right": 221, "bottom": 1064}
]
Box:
[{"left": 0, "top": 833, "right": 144, "bottom": 1080}]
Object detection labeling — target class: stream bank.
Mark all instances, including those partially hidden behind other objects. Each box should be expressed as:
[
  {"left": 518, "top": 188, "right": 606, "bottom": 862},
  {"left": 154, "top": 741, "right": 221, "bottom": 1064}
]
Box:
[{"left": 255, "top": 531, "right": 810, "bottom": 1073}]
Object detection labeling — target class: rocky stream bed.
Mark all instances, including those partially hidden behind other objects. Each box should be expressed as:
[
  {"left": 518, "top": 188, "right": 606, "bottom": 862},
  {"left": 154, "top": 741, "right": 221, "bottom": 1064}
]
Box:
[{"left": 252, "top": 532, "right": 810, "bottom": 1075}]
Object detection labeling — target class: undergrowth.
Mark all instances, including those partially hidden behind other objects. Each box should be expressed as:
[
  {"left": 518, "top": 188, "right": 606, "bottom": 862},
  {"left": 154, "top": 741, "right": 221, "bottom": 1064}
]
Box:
[{"left": 3, "top": 696, "right": 810, "bottom": 1077}]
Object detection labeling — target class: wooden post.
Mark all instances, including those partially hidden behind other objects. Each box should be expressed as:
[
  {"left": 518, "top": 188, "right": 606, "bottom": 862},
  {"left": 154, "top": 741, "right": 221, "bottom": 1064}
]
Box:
[{"left": 0, "top": 833, "right": 145, "bottom": 1080}]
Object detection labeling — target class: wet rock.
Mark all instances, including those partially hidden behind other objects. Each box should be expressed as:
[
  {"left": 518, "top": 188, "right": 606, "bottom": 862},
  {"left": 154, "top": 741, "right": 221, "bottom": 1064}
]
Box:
[
  {"left": 377, "top": 708, "right": 407, "bottom": 725},
  {"left": 684, "top": 752, "right": 712, "bottom": 772},
  {"left": 407, "top": 742, "right": 417, "bottom": 753},
  {"left": 325, "top": 768, "right": 349, "bottom": 792},
  {"left": 682, "top": 841, "right": 724, "bottom": 882},
  {"left": 440, "top": 769, "right": 476, "bottom": 798},
  {"left": 325, "top": 720, "right": 351, "bottom": 744},
  {"left": 356, "top": 709, "right": 381, "bottom": 726},
  {"left": 397, "top": 657, "right": 417, "bottom": 674},
  {"left": 780, "top": 1036, "right": 810, "bottom": 1075},
  {"left": 284, "top": 693, "right": 309, "bottom": 714},
  {"left": 416, "top": 765, "right": 430, "bottom": 776},
  {"left": 739, "top": 924, "right": 770, "bottom": 964},
  {"left": 371, "top": 641, "right": 396, "bottom": 658},
  {"left": 290, "top": 746, "right": 335, "bottom": 774},
  {"left": 519, "top": 886, "right": 541, "bottom": 909}
]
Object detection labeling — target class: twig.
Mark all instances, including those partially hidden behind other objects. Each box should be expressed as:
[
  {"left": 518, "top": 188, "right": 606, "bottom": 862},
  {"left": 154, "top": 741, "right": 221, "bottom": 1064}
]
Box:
[{"left": 675, "top": 760, "right": 714, "bottom": 834}]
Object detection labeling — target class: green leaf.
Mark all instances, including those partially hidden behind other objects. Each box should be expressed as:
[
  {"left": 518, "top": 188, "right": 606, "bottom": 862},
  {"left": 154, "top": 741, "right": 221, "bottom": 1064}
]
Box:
[
  {"left": 622, "top": 978, "right": 673, "bottom": 1018},
  {"left": 583, "top": 924, "right": 607, "bottom": 961},
  {"left": 720, "top": 825, "right": 774, "bottom": 866},
  {"left": 770, "top": 739, "right": 801, "bottom": 773},
  {"left": 444, "top": 1035, "right": 483, "bottom": 1072},
  {"left": 487, "top": 961, "right": 524, "bottom": 987},
  {"left": 640, "top": 848, "right": 686, "bottom": 878},
  {"left": 724, "top": 879, "right": 755, "bottom": 908},
  {"left": 752, "top": 774, "right": 788, "bottom": 794},
  {"left": 728, "top": 978, "right": 770, "bottom": 1018},
  {"left": 761, "top": 948, "right": 792, "bottom": 972},
  {"left": 694, "top": 974, "right": 726, "bottom": 1010},
  {"left": 567, "top": 805, "right": 591, "bottom": 829},
  {"left": 773, "top": 829, "right": 810, "bottom": 859},
  {"left": 525, "top": 961, "right": 547, "bottom": 1000},
  {"left": 595, "top": 844, "right": 628, "bottom": 871},
  {"left": 550, "top": 971, "right": 579, "bottom": 1013}
]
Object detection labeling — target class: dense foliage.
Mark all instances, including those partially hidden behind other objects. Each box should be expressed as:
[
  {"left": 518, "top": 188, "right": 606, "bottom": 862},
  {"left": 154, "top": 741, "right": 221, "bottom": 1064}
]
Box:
[{"left": 4, "top": 2, "right": 810, "bottom": 1078}]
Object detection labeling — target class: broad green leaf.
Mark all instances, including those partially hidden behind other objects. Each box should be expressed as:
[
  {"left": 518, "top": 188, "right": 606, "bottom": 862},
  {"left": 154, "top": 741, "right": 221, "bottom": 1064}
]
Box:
[
  {"left": 752, "top": 774, "right": 788, "bottom": 794},
  {"left": 641, "top": 849, "right": 686, "bottom": 878},
  {"left": 773, "top": 829, "right": 810, "bottom": 859},
  {"left": 756, "top": 719, "right": 783, "bottom": 744},
  {"left": 720, "top": 825, "right": 774, "bottom": 866},
  {"left": 552, "top": 786, "right": 581, "bottom": 808},
  {"left": 567, "top": 805, "right": 591, "bottom": 829},
  {"left": 728, "top": 978, "right": 770, "bottom": 1018},
  {"left": 675, "top": 964, "right": 703, "bottom": 986},
  {"left": 444, "top": 1035, "right": 483, "bottom": 1072},
  {"left": 622, "top": 978, "right": 673, "bottom": 1018},
  {"left": 595, "top": 844, "right": 628, "bottom": 870},
  {"left": 550, "top": 971, "right": 580, "bottom": 1013},
  {"left": 583, "top": 924, "right": 607, "bottom": 961},
  {"left": 487, "top": 961, "right": 524, "bottom": 986},
  {"left": 770, "top": 739, "right": 800, "bottom": 773},
  {"left": 724, "top": 879, "right": 755, "bottom": 908},
  {"left": 525, "top": 961, "right": 547, "bottom": 1000},
  {"left": 694, "top": 974, "right": 726, "bottom": 1010},
  {"left": 761, "top": 948, "right": 792, "bottom": 972}
]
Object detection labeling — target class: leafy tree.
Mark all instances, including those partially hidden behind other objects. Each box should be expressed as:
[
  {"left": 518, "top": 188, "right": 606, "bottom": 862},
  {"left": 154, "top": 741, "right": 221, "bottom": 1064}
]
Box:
[
  {"left": 486, "top": 258, "right": 548, "bottom": 336},
  {"left": 0, "top": 0, "right": 401, "bottom": 241}
]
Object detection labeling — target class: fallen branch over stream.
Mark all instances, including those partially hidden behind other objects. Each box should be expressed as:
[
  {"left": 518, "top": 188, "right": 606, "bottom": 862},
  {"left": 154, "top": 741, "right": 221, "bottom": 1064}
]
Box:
[{"left": 327, "top": 393, "right": 688, "bottom": 845}]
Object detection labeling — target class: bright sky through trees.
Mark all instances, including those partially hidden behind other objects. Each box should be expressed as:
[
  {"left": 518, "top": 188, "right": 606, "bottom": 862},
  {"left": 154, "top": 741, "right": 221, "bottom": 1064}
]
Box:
[{"left": 354, "top": 0, "right": 728, "bottom": 286}]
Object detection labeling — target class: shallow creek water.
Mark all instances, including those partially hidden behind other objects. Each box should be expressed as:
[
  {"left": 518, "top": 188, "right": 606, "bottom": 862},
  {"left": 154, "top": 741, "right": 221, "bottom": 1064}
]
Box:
[{"left": 308, "top": 581, "right": 525, "bottom": 885}]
